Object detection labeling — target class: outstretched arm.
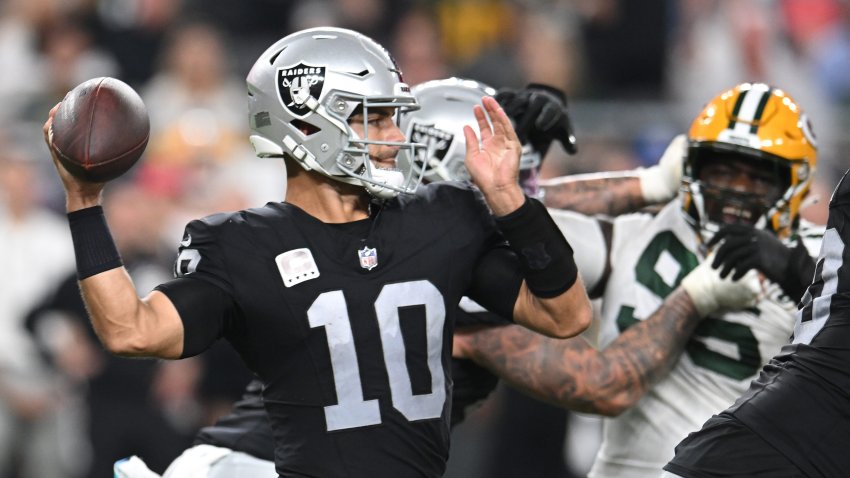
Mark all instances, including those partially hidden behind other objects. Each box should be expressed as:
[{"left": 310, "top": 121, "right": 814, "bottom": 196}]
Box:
[
  {"left": 44, "top": 104, "right": 185, "bottom": 359},
  {"left": 541, "top": 135, "right": 687, "bottom": 216},
  {"left": 455, "top": 289, "right": 699, "bottom": 416},
  {"left": 540, "top": 173, "right": 644, "bottom": 216},
  {"left": 454, "top": 253, "right": 763, "bottom": 415}
]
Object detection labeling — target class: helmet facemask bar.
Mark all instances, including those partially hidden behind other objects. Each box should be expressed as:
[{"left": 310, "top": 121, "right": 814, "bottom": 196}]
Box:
[{"left": 326, "top": 91, "right": 427, "bottom": 199}]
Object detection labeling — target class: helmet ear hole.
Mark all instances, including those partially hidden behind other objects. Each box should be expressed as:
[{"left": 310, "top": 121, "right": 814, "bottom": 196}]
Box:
[{"left": 292, "top": 119, "right": 320, "bottom": 136}]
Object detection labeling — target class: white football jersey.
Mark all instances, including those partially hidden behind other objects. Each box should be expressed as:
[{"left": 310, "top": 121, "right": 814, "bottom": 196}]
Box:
[{"left": 549, "top": 200, "right": 823, "bottom": 478}]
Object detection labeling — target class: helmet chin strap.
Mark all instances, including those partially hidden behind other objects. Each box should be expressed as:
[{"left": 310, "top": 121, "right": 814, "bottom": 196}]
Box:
[{"left": 364, "top": 168, "right": 405, "bottom": 199}]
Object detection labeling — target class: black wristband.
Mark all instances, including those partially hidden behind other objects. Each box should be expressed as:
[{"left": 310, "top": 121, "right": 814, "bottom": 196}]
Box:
[
  {"left": 67, "top": 206, "right": 123, "bottom": 280},
  {"left": 495, "top": 197, "right": 577, "bottom": 298}
]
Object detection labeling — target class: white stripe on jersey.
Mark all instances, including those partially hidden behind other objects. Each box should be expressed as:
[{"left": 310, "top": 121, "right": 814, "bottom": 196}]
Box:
[{"left": 793, "top": 228, "right": 844, "bottom": 345}]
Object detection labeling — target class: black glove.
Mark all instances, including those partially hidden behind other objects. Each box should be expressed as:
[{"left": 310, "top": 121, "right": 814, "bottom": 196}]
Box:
[
  {"left": 708, "top": 224, "right": 815, "bottom": 302},
  {"left": 495, "top": 83, "right": 577, "bottom": 156}
]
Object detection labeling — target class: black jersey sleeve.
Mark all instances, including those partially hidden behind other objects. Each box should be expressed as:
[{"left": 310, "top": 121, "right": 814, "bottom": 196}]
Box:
[
  {"left": 155, "top": 278, "right": 238, "bottom": 358},
  {"left": 465, "top": 245, "right": 523, "bottom": 321},
  {"left": 432, "top": 181, "right": 524, "bottom": 321},
  {"left": 156, "top": 215, "right": 240, "bottom": 358},
  {"left": 172, "top": 215, "right": 236, "bottom": 293}
]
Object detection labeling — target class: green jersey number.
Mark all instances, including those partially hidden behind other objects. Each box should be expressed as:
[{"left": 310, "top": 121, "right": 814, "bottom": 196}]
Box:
[{"left": 616, "top": 231, "right": 761, "bottom": 380}]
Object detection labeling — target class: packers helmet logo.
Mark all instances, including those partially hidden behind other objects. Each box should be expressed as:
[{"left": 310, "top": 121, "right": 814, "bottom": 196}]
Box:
[
  {"left": 409, "top": 121, "right": 454, "bottom": 173},
  {"left": 276, "top": 63, "right": 325, "bottom": 117}
]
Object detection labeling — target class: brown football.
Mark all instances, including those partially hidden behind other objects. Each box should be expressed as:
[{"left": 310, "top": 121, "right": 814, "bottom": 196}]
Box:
[{"left": 51, "top": 77, "right": 150, "bottom": 183}]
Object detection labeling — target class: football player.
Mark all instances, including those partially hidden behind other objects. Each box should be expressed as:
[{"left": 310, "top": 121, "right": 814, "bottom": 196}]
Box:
[
  {"left": 117, "top": 78, "right": 780, "bottom": 478},
  {"left": 45, "top": 27, "right": 592, "bottom": 478},
  {"left": 454, "top": 82, "right": 824, "bottom": 477},
  {"left": 116, "top": 77, "right": 578, "bottom": 478},
  {"left": 664, "top": 167, "right": 850, "bottom": 477}
]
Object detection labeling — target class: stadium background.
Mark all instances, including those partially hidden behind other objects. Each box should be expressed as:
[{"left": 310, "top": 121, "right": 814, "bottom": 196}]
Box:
[{"left": 0, "top": 0, "right": 847, "bottom": 476}]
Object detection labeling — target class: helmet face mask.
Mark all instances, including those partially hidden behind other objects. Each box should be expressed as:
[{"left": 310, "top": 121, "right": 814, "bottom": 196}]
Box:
[
  {"left": 246, "top": 27, "right": 426, "bottom": 199},
  {"left": 690, "top": 148, "right": 788, "bottom": 228},
  {"left": 398, "top": 77, "right": 541, "bottom": 191},
  {"left": 682, "top": 83, "right": 817, "bottom": 240}
]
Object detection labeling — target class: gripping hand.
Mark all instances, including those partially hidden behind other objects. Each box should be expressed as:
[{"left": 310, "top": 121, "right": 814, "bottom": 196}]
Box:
[
  {"left": 495, "top": 83, "right": 577, "bottom": 156},
  {"left": 708, "top": 224, "right": 815, "bottom": 302},
  {"left": 680, "top": 253, "right": 762, "bottom": 317}
]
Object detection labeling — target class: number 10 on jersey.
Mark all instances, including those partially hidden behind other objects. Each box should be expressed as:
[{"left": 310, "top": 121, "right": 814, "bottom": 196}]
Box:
[{"left": 307, "top": 280, "right": 447, "bottom": 431}]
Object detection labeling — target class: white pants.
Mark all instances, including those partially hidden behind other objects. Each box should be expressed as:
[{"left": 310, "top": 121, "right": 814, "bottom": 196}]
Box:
[{"left": 163, "top": 444, "right": 276, "bottom": 478}]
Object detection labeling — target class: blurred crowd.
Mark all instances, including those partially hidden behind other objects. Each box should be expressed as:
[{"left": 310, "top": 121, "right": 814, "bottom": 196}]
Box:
[{"left": 1, "top": 0, "right": 849, "bottom": 477}]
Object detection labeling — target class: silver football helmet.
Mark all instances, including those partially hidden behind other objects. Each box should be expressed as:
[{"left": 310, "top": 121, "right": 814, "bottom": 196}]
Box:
[
  {"left": 399, "top": 77, "right": 541, "bottom": 184},
  {"left": 246, "top": 27, "right": 425, "bottom": 199}
]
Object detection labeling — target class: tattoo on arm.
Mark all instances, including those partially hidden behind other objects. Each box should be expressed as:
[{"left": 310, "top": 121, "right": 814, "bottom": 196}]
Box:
[
  {"left": 540, "top": 174, "right": 645, "bottom": 216},
  {"left": 465, "top": 288, "right": 700, "bottom": 416}
]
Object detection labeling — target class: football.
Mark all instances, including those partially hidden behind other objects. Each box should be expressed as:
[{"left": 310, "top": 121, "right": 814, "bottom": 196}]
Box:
[{"left": 51, "top": 77, "right": 150, "bottom": 183}]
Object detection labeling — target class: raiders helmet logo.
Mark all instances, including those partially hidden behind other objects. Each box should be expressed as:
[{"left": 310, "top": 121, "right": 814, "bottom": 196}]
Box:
[
  {"left": 276, "top": 63, "right": 326, "bottom": 117},
  {"left": 409, "top": 121, "right": 454, "bottom": 174}
]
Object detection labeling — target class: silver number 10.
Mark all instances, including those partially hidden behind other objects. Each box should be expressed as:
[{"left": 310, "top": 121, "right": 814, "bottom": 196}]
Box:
[{"left": 307, "top": 280, "right": 446, "bottom": 431}]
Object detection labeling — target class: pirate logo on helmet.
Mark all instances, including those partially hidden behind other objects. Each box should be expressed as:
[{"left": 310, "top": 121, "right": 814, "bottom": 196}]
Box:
[{"left": 276, "top": 63, "right": 326, "bottom": 117}]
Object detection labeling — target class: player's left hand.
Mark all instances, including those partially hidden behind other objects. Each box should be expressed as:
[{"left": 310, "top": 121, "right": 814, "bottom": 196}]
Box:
[
  {"left": 708, "top": 224, "right": 815, "bottom": 302},
  {"left": 495, "top": 83, "right": 577, "bottom": 155},
  {"left": 464, "top": 96, "right": 525, "bottom": 216}
]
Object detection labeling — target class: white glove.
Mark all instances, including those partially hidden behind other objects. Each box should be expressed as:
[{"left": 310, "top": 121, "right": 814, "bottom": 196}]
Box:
[
  {"left": 638, "top": 134, "right": 687, "bottom": 203},
  {"left": 680, "top": 253, "right": 762, "bottom": 317}
]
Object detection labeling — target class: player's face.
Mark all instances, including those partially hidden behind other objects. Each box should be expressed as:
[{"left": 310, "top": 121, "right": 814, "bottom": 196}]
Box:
[
  {"left": 348, "top": 107, "right": 405, "bottom": 169},
  {"left": 699, "top": 156, "right": 783, "bottom": 226}
]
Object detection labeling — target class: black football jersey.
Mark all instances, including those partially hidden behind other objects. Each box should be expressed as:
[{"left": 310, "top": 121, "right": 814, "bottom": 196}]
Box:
[
  {"left": 195, "top": 355, "right": 500, "bottom": 464},
  {"left": 725, "top": 168, "right": 850, "bottom": 477},
  {"left": 158, "top": 181, "right": 520, "bottom": 478}
]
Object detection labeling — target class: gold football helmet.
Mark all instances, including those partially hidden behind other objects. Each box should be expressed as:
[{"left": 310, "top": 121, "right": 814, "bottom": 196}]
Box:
[{"left": 682, "top": 83, "right": 817, "bottom": 240}]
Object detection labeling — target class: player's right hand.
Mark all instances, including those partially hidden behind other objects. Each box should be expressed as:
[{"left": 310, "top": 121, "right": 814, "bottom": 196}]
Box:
[
  {"left": 44, "top": 103, "right": 104, "bottom": 209},
  {"left": 680, "top": 252, "right": 762, "bottom": 317}
]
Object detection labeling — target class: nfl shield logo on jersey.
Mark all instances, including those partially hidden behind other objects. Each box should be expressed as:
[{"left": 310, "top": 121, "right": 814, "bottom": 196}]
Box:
[
  {"left": 276, "top": 62, "right": 325, "bottom": 117},
  {"left": 358, "top": 246, "right": 378, "bottom": 270}
]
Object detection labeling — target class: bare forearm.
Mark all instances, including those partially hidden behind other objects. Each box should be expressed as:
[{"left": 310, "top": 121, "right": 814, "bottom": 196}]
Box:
[
  {"left": 540, "top": 173, "right": 645, "bottom": 216},
  {"left": 514, "top": 278, "right": 592, "bottom": 339},
  {"left": 588, "top": 288, "right": 701, "bottom": 413},
  {"left": 465, "top": 288, "right": 700, "bottom": 415}
]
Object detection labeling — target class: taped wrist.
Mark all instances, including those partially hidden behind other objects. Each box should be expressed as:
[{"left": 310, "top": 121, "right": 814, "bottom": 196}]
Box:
[
  {"left": 638, "top": 165, "right": 667, "bottom": 202},
  {"left": 67, "top": 206, "right": 122, "bottom": 280},
  {"left": 495, "top": 197, "right": 577, "bottom": 298}
]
